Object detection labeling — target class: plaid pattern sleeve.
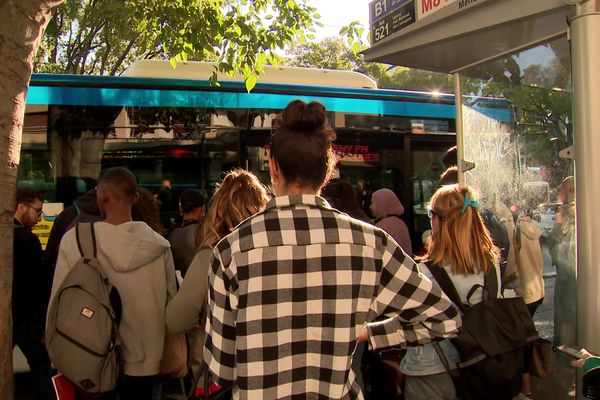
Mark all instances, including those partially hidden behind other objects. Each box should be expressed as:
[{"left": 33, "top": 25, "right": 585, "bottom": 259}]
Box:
[
  {"left": 203, "top": 248, "right": 236, "bottom": 385},
  {"left": 365, "top": 240, "right": 461, "bottom": 350},
  {"left": 203, "top": 195, "right": 461, "bottom": 400}
]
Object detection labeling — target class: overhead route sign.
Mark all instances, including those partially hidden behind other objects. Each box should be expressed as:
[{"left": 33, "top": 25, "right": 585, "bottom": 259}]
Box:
[
  {"left": 369, "top": 0, "right": 416, "bottom": 44},
  {"left": 417, "top": 0, "right": 458, "bottom": 20},
  {"left": 369, "top": 0, "right": 471, "bottom": 44}
]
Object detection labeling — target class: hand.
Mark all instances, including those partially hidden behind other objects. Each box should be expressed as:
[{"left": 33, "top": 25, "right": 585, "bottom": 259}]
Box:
[
  {"left": 357, "top": 325, "right": 369, "bottom": 343},
  {"left": 572, "top": 349, "right": 594, "bottom": 369}
]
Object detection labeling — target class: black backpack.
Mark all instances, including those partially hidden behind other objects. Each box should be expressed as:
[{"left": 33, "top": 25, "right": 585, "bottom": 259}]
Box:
[{"left": 427, "top": 263, "right": 538, "bottom": 400}]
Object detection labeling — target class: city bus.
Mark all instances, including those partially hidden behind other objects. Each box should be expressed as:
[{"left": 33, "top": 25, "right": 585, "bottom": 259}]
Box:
[{"left": 21, "top": 60, "right": 513, "bottom": 247}]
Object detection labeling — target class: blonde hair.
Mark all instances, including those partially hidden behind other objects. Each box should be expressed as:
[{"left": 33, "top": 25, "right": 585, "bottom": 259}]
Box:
[
  {"left": 421, "top": 184, "right": 498, "bottom": 275},
  {"left": 196, "top": 169, "right": 270, "bottom": 249}
]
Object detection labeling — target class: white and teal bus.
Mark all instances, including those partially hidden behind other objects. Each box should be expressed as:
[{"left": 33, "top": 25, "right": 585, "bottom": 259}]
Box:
[{"left": 21, "top": 60, "right": 513, "bottom": 244}]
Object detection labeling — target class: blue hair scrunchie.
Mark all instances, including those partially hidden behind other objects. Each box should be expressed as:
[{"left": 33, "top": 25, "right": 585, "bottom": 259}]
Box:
[{"left": 461, "top": 192, "right": 479, "bottom": 214}]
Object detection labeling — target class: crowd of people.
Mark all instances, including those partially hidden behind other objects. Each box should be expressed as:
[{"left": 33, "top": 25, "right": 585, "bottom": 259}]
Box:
[{"left": 11, "top": 99, "right": 580, "bottom": 400}]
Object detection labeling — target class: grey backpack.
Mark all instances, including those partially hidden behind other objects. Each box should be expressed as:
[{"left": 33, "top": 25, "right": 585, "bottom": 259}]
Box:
[{"left": 46, "top": 222, "right": 121, "bottom": 394}]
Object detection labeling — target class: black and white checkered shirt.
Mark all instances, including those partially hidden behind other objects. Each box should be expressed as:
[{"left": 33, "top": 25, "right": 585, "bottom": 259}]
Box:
[{"left": 203, "top": 195, "right": 460, "bottom": 399}]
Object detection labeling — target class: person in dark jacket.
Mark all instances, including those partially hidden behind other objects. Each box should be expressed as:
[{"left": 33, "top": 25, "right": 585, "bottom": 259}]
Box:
[
  {"left": 13, "top": 188, "right": 54, "bottom": 400},
  {"left": 167, "top": 189, "right": 206, "bottom": 276},
  {"left": 43, "top": 189, "right": 102, "bottom": 289}
]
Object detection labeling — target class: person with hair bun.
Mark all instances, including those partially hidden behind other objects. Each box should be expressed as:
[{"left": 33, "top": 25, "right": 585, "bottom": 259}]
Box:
[
  {"left": 400, "top": 184, "right": 501, "bottom": 400},
  {"left": 203, "top": 100, "right": 461, "bottom": 399}
]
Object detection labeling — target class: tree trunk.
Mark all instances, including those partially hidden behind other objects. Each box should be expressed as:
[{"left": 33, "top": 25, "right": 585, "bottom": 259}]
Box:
[{"left": 0, "top": 1, "right": 64, "bottom": 398}]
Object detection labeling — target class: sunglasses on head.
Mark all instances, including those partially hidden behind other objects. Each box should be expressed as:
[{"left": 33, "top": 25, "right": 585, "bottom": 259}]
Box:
[{"left": 427, "top": 208, "right": 439, "bottom": 219}]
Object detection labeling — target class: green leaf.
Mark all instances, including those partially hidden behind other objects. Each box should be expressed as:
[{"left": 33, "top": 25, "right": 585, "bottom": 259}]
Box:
[
  {"left": 169, "top": 58, "right": 178, "bottom": 69},
  {"left": 34, "top": 0, "right": 321, "bottom": 78},
  {"left": 257, "top": 52, "right": 267, "bottom": 65},
  {"left": 245, "top": 74, "right": 257, "bottom": 92}
]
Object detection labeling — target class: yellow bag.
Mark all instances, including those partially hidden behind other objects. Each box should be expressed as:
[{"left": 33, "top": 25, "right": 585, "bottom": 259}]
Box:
[{"left": 159, "top": 328, "right": 188, "bottom": 378}]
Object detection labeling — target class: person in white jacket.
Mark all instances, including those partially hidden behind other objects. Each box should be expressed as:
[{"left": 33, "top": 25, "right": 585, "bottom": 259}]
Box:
[
  {"left": 49, "top": 167, "right": 177, "bottom": 400},
  {"left": 515, "top": 213, "right": 545, "bottom": 399}
]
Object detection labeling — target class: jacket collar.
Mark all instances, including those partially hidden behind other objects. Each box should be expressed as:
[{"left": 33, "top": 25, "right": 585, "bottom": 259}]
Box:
[{"left": 264, "top": 195, "right": 331, "bottom": 212}]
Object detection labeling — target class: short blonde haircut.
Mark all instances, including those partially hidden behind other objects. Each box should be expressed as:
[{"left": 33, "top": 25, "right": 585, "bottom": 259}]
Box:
[
  {"left": 196, "top": 169, "right": 270, "bottom": 249},
  {"left": 421, "top": 184, "right": 498, "bottom": 275}
]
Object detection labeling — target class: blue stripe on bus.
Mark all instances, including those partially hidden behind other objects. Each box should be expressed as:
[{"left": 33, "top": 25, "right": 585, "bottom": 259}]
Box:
[
  {"left": 26, "top": 74, "right": 512, "bottom": 123},
  {"left": 26, "top": 86, "right": 459, "bottom": 119},
  {"left": 30, "top": 73, "right": 457, "bottom": 102}
]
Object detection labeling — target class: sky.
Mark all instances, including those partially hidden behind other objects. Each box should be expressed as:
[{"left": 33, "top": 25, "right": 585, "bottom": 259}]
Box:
[
  {"left": 306, "top": 0, "right": 558, "bottom": 75},
  {"left": 308, "top": 0, "right": 372, "bottom": 41}
]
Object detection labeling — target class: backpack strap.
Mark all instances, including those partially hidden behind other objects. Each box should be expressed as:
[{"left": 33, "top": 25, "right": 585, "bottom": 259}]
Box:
[
  {"left": 483, "top": 265, "right": 499, "bottom": 300},
  {"left": 426, "top": 262, "right": 466, "bottom": 314},
  {"left": 433, "top": 342, "right": 460, "bottom": 378},
  {"left": 76, "top": 222, "right": 97, "bottom": 260},
  {"left": 75, "top": 222, "right": 122, "bottom": 325},
  {"left": 428, "top": 261, "right": 499, "bottom": 306}
]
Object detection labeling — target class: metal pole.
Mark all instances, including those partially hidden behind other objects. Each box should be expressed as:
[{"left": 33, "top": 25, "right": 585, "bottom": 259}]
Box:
[
  {"left": 572, "top": 0, "right": 600, "bottom": 371},
  {"left": 454, "top": 73, "right": 465, "bottom": 186}
]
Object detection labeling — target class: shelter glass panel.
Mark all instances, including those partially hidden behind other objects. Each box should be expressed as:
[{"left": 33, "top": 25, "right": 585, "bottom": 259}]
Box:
[{"left": 460, "top": 43, "right": 575, "bottom": 399}]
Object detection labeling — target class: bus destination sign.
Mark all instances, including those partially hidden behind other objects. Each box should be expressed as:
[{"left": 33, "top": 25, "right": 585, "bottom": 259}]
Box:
[
  {"left": 369, "top": 0, "right": 413, "bottom": 22},
  {"left": 369, "top": 0, "right": 416, "bottom": 44}
]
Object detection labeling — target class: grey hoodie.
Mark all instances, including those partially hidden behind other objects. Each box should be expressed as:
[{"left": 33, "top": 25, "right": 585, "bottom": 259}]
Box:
[{"left": 50, "top": 221, "right": 177, "bottom": 376}]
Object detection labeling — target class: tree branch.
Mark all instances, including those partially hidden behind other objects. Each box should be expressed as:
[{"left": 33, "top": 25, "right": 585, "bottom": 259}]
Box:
[
  {"left": 99, "top": 42, "right": 112, "bottom": 75},
  {"left": 109, "top": 37, "right": 137, "bottom": 76}
]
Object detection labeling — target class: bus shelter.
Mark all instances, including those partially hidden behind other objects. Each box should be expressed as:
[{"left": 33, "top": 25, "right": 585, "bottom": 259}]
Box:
[{"left": 364, "top": 0, "right": 598, "bottom": 397}]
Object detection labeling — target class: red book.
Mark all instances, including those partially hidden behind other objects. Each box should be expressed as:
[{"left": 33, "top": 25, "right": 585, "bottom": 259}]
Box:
[
  {"left": 52, "top": 374, "right": 76, "bottom": 400},
  {"left": 195, "top": 382, "right": 222, "bottom": 397}
]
